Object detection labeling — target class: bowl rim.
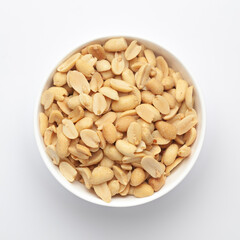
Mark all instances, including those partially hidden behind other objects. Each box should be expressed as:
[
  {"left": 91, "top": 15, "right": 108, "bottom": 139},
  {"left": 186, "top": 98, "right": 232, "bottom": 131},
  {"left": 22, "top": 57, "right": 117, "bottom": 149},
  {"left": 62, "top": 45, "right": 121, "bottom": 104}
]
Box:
[{"left": 34, "top": 35, "right": 206, "bottom": 207}]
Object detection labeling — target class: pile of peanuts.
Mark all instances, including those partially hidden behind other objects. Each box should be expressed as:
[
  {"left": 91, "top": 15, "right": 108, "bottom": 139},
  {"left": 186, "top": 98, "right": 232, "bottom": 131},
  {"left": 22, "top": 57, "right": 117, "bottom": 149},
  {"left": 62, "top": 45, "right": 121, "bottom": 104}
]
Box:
[{"left": 39, "top": 37, "right": 198, "bottom": 203}]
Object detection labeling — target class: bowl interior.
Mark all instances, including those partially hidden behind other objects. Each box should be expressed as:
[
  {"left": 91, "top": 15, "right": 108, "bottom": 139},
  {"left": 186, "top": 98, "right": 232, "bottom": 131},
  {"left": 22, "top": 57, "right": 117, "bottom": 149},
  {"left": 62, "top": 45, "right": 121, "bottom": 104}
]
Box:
[{"left": 34, "top": 36, "right": 205, "bottom": 207}]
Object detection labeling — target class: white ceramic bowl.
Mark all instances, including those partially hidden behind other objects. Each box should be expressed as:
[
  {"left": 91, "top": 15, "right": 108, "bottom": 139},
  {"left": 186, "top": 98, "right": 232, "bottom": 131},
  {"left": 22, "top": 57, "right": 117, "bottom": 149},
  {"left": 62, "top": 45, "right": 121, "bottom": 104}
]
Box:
[{"left": 34, "top": 36, "right": 206, "bottom": 207}]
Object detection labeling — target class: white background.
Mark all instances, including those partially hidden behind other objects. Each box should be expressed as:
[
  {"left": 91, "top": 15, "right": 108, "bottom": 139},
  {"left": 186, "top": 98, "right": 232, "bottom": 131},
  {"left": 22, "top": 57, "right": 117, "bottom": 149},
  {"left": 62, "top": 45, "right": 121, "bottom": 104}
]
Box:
[{"left": 1, "top": 0, "right": 239, "bottom": 239}]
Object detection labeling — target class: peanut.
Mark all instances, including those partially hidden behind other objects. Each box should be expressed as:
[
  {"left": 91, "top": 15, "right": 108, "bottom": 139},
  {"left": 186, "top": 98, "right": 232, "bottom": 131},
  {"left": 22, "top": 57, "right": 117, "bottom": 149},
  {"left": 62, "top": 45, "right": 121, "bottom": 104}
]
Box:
[{"left": 134, "top": 183, "right": 154, "bottom": 198}]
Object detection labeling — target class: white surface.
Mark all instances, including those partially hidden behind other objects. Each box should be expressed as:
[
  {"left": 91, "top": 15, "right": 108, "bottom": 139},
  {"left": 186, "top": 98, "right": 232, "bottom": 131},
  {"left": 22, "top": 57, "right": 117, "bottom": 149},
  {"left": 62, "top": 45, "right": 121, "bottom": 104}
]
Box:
[
  {"left": 35, "top": 36, "right": 206, "bottom": 207},
  {"left": 0, "top": 0, "right": 239, "bottom": 239}
]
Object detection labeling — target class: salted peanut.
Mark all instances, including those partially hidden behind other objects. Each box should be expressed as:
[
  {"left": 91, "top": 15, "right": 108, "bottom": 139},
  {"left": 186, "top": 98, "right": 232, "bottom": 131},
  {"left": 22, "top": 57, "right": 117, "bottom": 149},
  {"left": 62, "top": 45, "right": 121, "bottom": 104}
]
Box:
[
  {"left": 156, "top": 56, "right": 168, "bottom": 77},
  {"left": 135, "top": 64, "right": 151, "bottom": 89},
  {"left": 135, "top": 140, "right": 146, "bottom": 152},
  {"left": 76, "top": 144, "right": 91, "bottom": 156},
  {"left": 141, "top": 156, "right": 165, "bottom": 178},
  {"left": 115, "top": 116, "right": 136, "bottom": 132},
  {"left": 77, "top": 167, "right": 92, "bottom": 189},
  {"left": 90, "top": 166, "right": 114, "bottom": 185},
  {"left": 46, "top": 145, "right": 60, "bottom": 166},
  {"left": 176, "top": 79, "right": 188, "bottom": 103},
  {"left": 121, "top": 164, "right": 132, "bottom": 171},
  {"left": 127, "top": 122, "right": 142, "bottom": 145},
  {"left": 44, "top": 125, "right": 57, "bottom": 146},
  {"left": 134, "top": 182, "right": 154, "bottom": 198},
  {"left": 87, "top": 44, "right": 106, "bottom": 60},
  {"left": 146, "top": 77, "right": 164, "bottom": 95},
  {"left": 178, "top": 145, "right": 191, "bottom": 157},
  {"left": 153, "top": 95, "right": 170, "bottom": 115},
  {"left": 148, "top": 175, "right": 165, "bottom": 192},
  {"left": 162, "top": 92, "right": 176, "bottom": 109},
  {"left": 112, "top": 95, "right": 139, "bottom": 112},
  {"left": 49, "top": 88, "right": 68, "bottom": 102},
  {"left": 75, "top": 117, "right": 93, "bottom": 134},
  {"left": 92, "top": 93, "right": 107, "bottom": 115},
  {"left": 81, "top": 46, "right": 89, "bottom": 55},
  {"left": 62, "top": 119, "right": 78, "bottom": 139},
  {"left": 136, "top": 104, "right": 161, "bottom": 123},
  {"left": 124, "top": 40, "right": 142, "bottom": 60},
  {"left": 68, "top": 106, "right": 84, "bottom": 123},
  {"left": 104, "top": 37, "right": 127, "bottom": 52},
  {"left": 103, "top": 144, "right": 123, "bottom": 161},
  {"left": 185, "top": 86, "right": 194, "bottom": 109},
  {"left": 119, "top": 110, "right": 137, "bottom": 118},
  {"left": 155, "top": 121, "right": 177, "bottom": 140},
  {"left": 49, "top": 110, "right": 63, "bottom": 125},
  {"left": 108, "top": 180, "right": 120, "bottom": 196},
  {"left": 57, "top": 53, "right": 81, "bottom": 72},
  {"left": 102, "top": 123, "right": 117, "bottom": 144},
  {"left": 130, "top": 168, "right": 145, "bottom": 186},
  {"left": 122, "top": 68, "right": 135, "bottom": 86},
  {"left": 41, "top": 90, "right": 54, "bottom": 110},
  {"left": 162, "top": 76, "right": 175, "bottom": 90},
  {"left": 141, "top": 91, "right": 155, "bottom": 104},
  {"left": 93, "top": 182, "right": 111, "bottom": 203},
  {"left": 95, "top": 111, "right": 117, "bottom": 130},
  {"left": 112, "top": 165, "right": 128, "bottom": 185},
  {"left": 184, "top": 127, "right": 197, "bottom": 146},
  {"left": 165, "top": 157, "right": 184, "bottom": 175},
  {"left": 99, "top": 87, "right": 119, "bottom": 101},
  {"left": 162, "top": 144, "right": 179, "bottom": 166},
  {"left": 137, "top": 119, "right": 154, "bottom": 132},
  {"left": 96, "top": 60, "right": 111, "bottom": 72},
  {"left": 144, "top": 49, "right": 156, "bottom": 67},
  {"left": 100, "top": 156, "right": 114, "bottom": 168},
  {"left": 115, "top": 140, "right": 137, "bottom": 157},
  {"left": 53, "top": 72, "right": 67, "bottom": 87},
  {"left": 176, "top": 115, "right": 198, "bottom": 135},
  {"left": 39, "top": 112, "right": 48, "bottom": 136},
  {"left": 67, "top": 96, "right": 81, "bottom": 110},
  {"left": 89, "top": 72, "right": 103, "bottom": 93},
  {"left": 110, "top": 79, "right": 132, "bottom": 92},
  {"left": 142, "top": 127, "right": 153, "bottom": 145},
  {"left": 80, "top": 129, "right": 100, "bottom": 148},
  {"left": 59, "top": 161, "right": 77, "bottom": 182},
  {"left": 79, "top": 93, "right": 93, "bottom": 112},
  {"left": 111, "top": 54, "right": 125, "bottom": 75},
  {"left": 67, "top": 71, "right": 90, "bottom": 94}
]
